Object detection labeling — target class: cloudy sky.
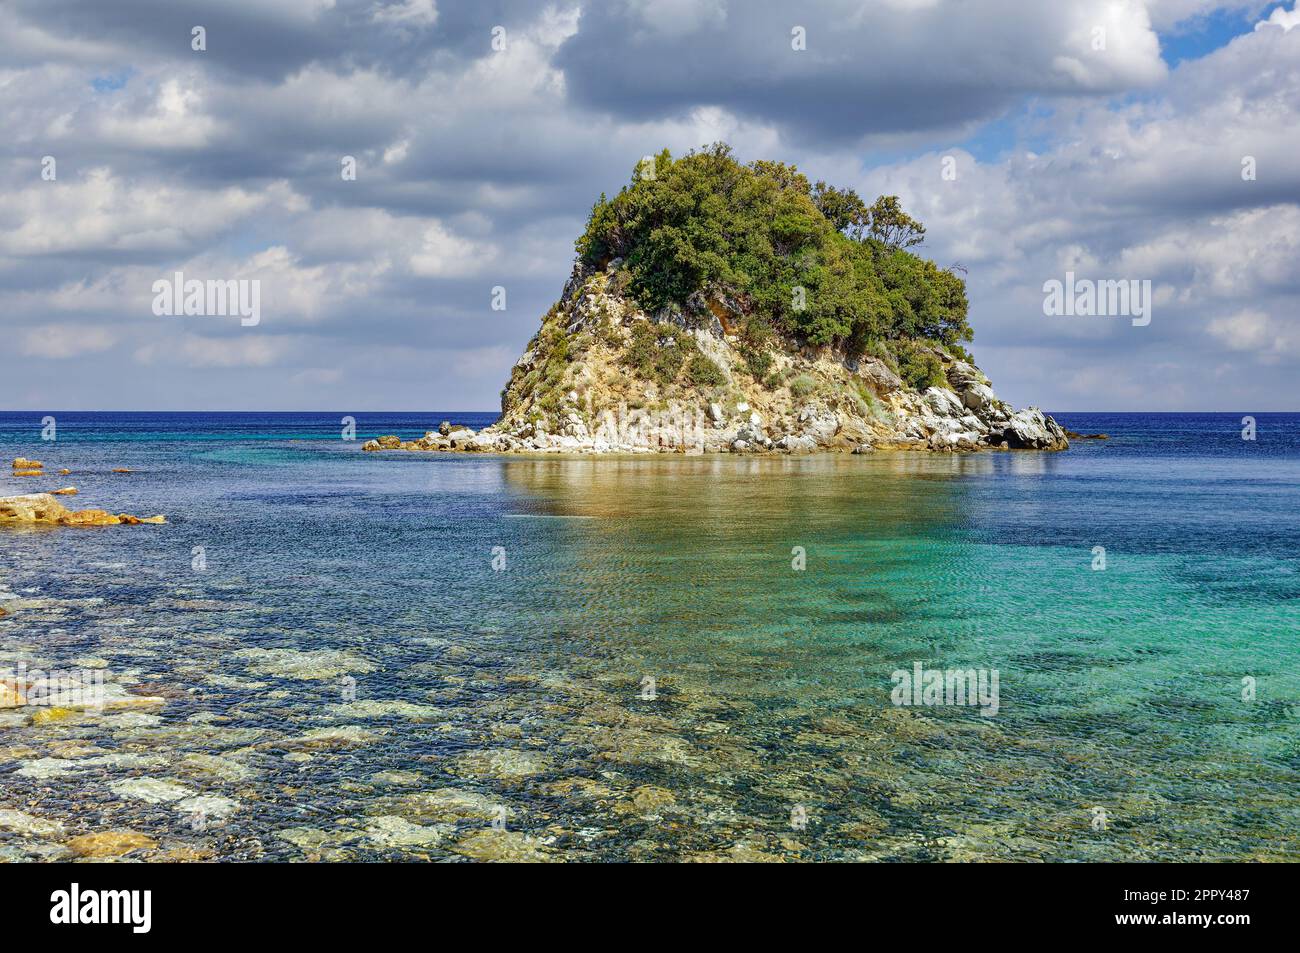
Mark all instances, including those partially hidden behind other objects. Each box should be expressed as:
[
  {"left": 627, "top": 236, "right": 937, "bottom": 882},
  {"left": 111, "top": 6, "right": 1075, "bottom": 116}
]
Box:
[{"left": 2, "top": 0, "right": 1298, "bottom": 412}]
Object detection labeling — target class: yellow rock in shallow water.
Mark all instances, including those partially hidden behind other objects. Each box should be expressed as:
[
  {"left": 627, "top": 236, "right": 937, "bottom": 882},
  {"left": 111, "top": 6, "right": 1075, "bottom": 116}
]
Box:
[
  {"left": 66, "top": 831, "right": 157, "bottom": 858},
  {"left": 0, "top": 493, "right": 165, "bottom": 527},
  {"left": 452, "top": 829, "right": 557, "bottom": 863},
  {"left": 11, "top": 457, "right": 42, "bottom": 469},
  {"left": 58, "top": 509, "right": 120, "bottom": 526},
  {"left": 0, "top": 494, "right": 66, "bottom": 522},
  {"left": 51, "top": 487, "right": 77, "bottom": 495},
  {"left": 614, "top": 785, "right": 677, "bottom": 816},
  {"left": 31, "top": 707, "right": 78, "bottom": 725}
]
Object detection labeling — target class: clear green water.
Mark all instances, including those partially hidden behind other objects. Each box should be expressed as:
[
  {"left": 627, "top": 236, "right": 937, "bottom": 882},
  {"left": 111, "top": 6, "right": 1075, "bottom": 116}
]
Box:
[{"left": 0, "top": 412, "right": 1297, "bottom": 861}]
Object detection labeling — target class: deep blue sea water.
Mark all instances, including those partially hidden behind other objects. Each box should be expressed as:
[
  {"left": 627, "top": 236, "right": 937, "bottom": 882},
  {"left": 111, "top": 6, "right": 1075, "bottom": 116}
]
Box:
[{"left": 1, "top": 411, "right": 1297, "bottom": 861}]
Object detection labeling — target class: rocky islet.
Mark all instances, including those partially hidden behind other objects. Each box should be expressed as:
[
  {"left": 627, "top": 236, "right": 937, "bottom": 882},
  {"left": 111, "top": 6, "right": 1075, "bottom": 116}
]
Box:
[{"left": 362, "top": 259, "right": 1068, "bottom": 457}]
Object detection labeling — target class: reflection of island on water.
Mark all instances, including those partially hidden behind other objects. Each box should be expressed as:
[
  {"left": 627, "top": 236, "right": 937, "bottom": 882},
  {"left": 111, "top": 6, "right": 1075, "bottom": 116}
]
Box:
[
  {"left": 488, "top": 449, "right": 1066, "bottom": 653},
  {"left": 485, "top": 451, "right": 1031, "bottom": 707},
  {"left": 493, "top": 451, "right": 1023, "bottom": 525}
]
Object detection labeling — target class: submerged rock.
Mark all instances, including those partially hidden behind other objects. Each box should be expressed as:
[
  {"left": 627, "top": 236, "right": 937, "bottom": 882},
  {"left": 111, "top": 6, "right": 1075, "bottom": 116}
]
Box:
[
  {"left": 369, "top": 770, "right": 423, "bottom": 787},
  {"left": 453, "top": 748, "right": 553, "bottom": 781},
  {"left": 109, "top": 777, "right": 195, "bottom": 803},
  {"left": 66, "top": 831, "right": 157, "bottom": 858},
  {"left": 365, "top": 815, "right": 450, "bottom": 848},
  {"left": 327, "top": 699, "right": 442, "bottom": 721},
  {"left": 379, "top": 788, "right": 503, "bottom": 822},
  {"left": 0, "top": 682, "right": 25, "bottom": 708},
  {"left": 686, "top": 840, "right": 787, "bottom": 863},
  {"left": 15, "top": 753, "right": 165, "bottom": 780},
  {"left": 278, "top": 827, "right": 335, "bottom": 850},
  {"left": 615, "top": 785, "right": 678, "bottom": 816},
  {"left": 274, "top": 725, "right": 384, "bottom": 750},
  {"left": 178, "top": 753, "right": 257, "bottom": 782},
  {"left": 176, "top": 794, "right": 239, "bottom": 821},
  {"left": 0, "top": 665, "right": 165, "bottom": 715},
  {"left": 0, "top": 809, "right": 64, "bottom": 837},
  {"left": 451, "top": 829, "right": 556, "bottom": 863},
  {"left": 233, "top": 647, "right": 376, "bottom": 680}
]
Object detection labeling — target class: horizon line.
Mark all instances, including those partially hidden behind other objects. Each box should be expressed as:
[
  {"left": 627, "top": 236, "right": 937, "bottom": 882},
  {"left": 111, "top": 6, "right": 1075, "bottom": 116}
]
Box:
[{"left": 1, "top": 409, "right": 1298, "bottom": 416}]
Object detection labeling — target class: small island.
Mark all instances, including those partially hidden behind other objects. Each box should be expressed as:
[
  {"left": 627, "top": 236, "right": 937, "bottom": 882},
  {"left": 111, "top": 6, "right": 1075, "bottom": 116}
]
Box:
[{"left": 364, "top": 145, "right": 1068, "bottom": 455}]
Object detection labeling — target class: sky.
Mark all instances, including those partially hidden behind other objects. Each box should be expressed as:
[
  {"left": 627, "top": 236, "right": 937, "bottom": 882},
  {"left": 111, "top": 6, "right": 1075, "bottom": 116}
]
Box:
[{"left": 2, "top": 0, "right": 1298, "bottom": 412}]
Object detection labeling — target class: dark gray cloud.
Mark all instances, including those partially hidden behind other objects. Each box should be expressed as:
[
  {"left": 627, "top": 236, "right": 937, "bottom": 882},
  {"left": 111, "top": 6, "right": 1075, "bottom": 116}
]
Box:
[
  {"left": 5, "top": 0, "right": 531, "bottom": 80},
  {"left": 556, "top": 0, "right": 1167, "bottom": 144}
]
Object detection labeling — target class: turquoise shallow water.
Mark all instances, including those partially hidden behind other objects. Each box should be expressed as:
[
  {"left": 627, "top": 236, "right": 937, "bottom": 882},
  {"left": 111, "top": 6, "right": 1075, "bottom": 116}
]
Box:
[{"left": 0, "top": 412, "right": 1297, "bottom": 861}]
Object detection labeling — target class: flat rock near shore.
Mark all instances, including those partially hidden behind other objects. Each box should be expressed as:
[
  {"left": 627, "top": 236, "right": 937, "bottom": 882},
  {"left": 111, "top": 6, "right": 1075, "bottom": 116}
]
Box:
[{"left": 0, "top": 492, "right": 165, "bottom": 527}]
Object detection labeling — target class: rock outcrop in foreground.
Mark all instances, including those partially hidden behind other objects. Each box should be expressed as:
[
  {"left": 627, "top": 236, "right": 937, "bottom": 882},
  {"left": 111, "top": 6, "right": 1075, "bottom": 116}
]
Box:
[
  {"left": 365, "top": 260, "right": 1068, "bottom": 456},
  {"left": 0, "top": 493, "right": 165, "bottom": 526}
]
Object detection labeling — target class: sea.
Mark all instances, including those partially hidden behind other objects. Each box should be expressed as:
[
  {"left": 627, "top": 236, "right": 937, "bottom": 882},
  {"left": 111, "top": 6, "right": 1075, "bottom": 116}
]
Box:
[{"left": 0, "top": 410, "right": 1297, "bottom": 861}]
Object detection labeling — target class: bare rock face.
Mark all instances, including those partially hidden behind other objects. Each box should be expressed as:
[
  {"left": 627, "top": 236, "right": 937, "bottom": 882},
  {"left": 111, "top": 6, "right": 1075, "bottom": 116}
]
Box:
[
  {"left": 364, "top": 262, "right": 1067, "bottom": 456},
  {"left": 0, "top": 493, "right": 166, "bottom": 527},
  {"left": 996, "top": 408, "right": 1071, "bottom": 450},
  {"left": 0, "top": 493, "right": 69, "bottom": 523},
  {"left": 856, "top": 358, "right": 904, "bottom": 394}
]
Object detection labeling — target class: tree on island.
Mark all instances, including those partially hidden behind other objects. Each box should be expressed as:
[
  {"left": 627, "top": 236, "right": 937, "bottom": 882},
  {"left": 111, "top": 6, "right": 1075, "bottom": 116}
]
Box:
[{"left": 576, "top": 143, "right": 971, "bottom": 389}]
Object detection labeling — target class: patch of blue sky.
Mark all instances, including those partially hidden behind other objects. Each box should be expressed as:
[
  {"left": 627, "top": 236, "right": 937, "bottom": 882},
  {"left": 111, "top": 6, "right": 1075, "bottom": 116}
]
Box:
[
  {"left": 855, "top": 107, "right": 1029, "bottom": 174},
  {"left": 223, "top": 230, "right": 283, "bottom": 260},
  {"left": 952, "top": 110, "right": 1032, "bottom": 164},
  {"left": 90, "top": 70, "right": 133, "bottom": 93},
  {"left": 1158, "top": 5, "right": 1261, "bottom": 67}
]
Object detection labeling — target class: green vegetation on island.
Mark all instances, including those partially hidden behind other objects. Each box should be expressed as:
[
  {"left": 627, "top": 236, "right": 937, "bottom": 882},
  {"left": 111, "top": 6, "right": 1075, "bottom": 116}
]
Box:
[{"left": 576, "top": 143, "right": 972, "bottom": 390}]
